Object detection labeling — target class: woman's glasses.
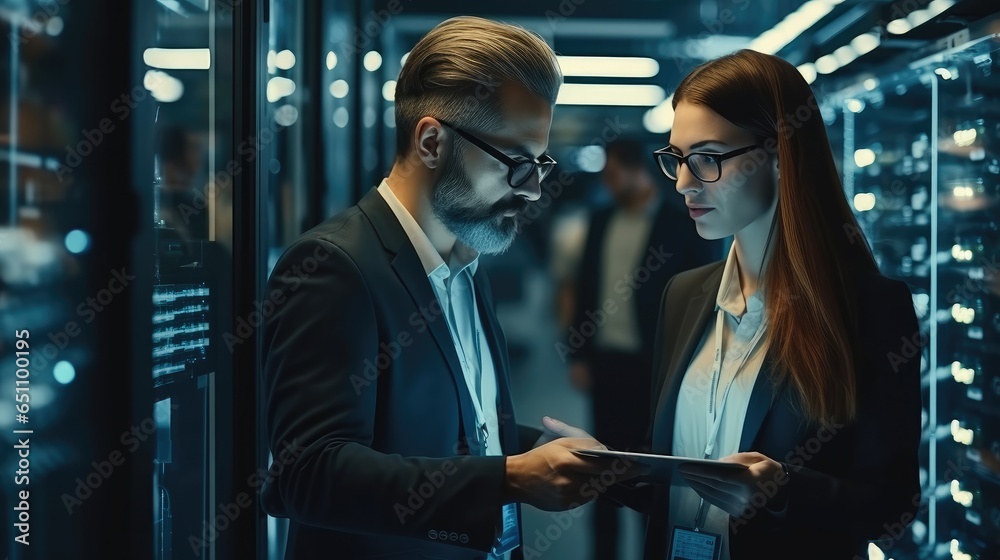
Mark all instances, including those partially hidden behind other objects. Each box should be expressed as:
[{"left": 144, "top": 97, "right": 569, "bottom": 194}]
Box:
[{"left": 652, "top": 144, "right": 761, "bottom": 183}]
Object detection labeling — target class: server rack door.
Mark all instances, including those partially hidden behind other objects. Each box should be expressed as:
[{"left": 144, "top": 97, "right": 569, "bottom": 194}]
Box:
[{"left": 132, "top": 0, "right": 259, "bottom": 558}]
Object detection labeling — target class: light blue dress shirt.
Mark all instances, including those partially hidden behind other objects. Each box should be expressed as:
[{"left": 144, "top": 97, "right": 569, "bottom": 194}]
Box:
[{"left": 377, "top": 180, "right": 513, "bottom": 559}]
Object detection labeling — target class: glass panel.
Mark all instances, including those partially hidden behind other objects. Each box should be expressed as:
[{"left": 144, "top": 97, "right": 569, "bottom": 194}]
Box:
[
  {"left": 931, "top": 33, "right": 1000, "bottom": 560},
  {"left": 264, "top": 0, "right": 314, "bottom": 268},
  {"left": 134, "top": 1, "right": 235, "bottom": 558},
  {"left": 261, "top": 0, "right": 309, "bottom": 555}
]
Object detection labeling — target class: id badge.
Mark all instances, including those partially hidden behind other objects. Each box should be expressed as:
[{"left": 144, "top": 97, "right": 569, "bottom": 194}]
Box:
[
  {"left": 668, "top": 525, "right": 721, "bottom": 560},
  {"left": 490, "top": 503, "right": 520, "bottom": 557}
]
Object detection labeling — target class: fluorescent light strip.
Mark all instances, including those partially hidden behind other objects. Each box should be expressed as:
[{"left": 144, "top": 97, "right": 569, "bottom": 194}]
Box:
[
  {"left": 557, "top": 83, "right": 665, "bottom": 106},
  {"left": 746, "top": 0, "right": 893, "bottom": 79},
  {"left": 643, "top": 94, "right": 675, "bottom": 133},
  {"left": 267, "top": 77, "right": 296, "bottom": 103},
  {"left": 851, "top": 32, "right": 880, "bottom": 54},
  {"left": 143, "top": 48, "right": 211, "bottom": 70},
  {"left": 807, "top": 30, "right": 880, "bottom": 78},
  {"left": 888, "top": 0, "right": 954, "bottom": 35},
  {"left": 816, "top": 53, "right": 840, "bottom": 74},
  {"left": 797, "top": 63, "right": 818, "bottom": 84},
  {"left": 749, "top": 0, "right": 841, "bottom": 55},
  {"left": 144, "top": 70, "right": 184, "bottom": 103},
  {"left": 155, "top": 0, "right": 188, "bottom": 17},
  {"left": 557, "top": 56, "right": 659, "bottom": 78}
]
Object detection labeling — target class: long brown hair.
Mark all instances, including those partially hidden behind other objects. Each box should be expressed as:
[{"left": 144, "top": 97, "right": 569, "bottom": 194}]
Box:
[{"left": 673, "top": 49, "right": 878, "bottom": 426}]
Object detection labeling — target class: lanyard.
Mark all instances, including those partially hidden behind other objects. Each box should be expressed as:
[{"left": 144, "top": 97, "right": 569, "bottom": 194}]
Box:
[
  {"left": 694, "top": 306, "right": 767, "bottom": 528},
  {"left": 468, "top": 325, "right": 489, "bottom": 451},
  {"left": 704, "top": 307, "right": 767, "bottom": 458},
  {"left": 444, "top": 272, "right": 519, "bottom": 555},
  {"left": 443, "top": 271, "right": 490, "bottom": 452}
]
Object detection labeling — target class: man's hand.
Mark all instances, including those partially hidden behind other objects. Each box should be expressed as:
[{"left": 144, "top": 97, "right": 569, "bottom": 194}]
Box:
[
  {"left": 533, "top": 416, "right": 596, "bottom": 448},
  {"left": 503, "top": 437, "right": 610, "bottom": 511}
]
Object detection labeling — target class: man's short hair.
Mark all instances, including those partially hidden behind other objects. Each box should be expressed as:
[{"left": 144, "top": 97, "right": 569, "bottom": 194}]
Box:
[{"left": 393, "top": 16, "right": 562, "bottom": 157}]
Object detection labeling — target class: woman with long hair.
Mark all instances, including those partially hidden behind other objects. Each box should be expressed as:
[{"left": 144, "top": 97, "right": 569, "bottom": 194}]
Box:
[{"left": 564, "top": 48, "right": 921, "bottom": 559}]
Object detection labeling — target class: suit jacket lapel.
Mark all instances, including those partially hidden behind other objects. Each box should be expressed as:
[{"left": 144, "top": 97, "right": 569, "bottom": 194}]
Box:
[
  {"left": 653, "top": 266, "right": 720, "bottom": 453},
  {"left": 651, "top": 259, "right": 783, "bottom": 455},
  {"left": 389, "top": 249, "right": 468, "bottom": 393},
  {"left": 357, "top": 188, "right": 479, "bottom": 450},
  {"left": 739, "top": 350, "right": 781, "bottom": 451}
]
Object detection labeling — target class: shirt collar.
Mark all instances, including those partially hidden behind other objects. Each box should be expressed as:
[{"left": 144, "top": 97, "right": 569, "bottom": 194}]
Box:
[
  {"left": 716, "top": 241, "right": 765, "bottom": 319},
  {"left": 376, "top": 179, "right": 480, "bottom": 280}
]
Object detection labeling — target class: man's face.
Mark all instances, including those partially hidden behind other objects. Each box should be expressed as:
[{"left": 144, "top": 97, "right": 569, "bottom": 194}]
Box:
[{"left": 432, "top": 82, "right": 552, "bottom": 255}]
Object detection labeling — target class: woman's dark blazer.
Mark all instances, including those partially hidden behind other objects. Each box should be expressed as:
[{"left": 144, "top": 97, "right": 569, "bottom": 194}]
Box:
[{"left": 622, "top": 259, "right": 922, "bottom": 560}]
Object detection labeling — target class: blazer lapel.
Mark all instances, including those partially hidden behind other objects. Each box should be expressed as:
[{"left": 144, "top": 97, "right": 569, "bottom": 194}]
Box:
[
  {"left": 357, "top": 188, "right": 479, "bottom": 450},
  {"left": 649, "top": 257, "right": 784, "bottom": 455},
  {"left": 473, "top": 271, "right": 519, "bottom": 454},
  {"left": 389, "top": 249, "right": 468, "bottom": 392},
  {"left": 738, "top": 350, "right": 781, "bottom": 452},
  {"left": 652, "top": 265, "right": 722, "bottom": 453}
]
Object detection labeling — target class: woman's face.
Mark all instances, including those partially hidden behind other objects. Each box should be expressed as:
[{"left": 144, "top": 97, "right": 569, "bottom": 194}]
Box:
[{"left": 669, "top": 101, "right": 777, "bottom": 240}]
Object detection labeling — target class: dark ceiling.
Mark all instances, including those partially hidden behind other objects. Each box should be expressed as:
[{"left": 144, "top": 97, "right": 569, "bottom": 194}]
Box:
[
  {"left": 378, "top": 0, "right": 798, "bottom": 149},
  {"left": 373, "top": 0, "right": 1000, "bottom": 152}
]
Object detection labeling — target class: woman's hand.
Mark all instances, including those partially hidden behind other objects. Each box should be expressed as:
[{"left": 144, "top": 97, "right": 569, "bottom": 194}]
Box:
[{"left": 677, "top": 452, "right": 785, "bottom": 518}]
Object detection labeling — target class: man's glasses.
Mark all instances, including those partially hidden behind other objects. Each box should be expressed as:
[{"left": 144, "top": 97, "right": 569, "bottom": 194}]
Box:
[
  {"left": 437, "top": 118, "right": 556, "bottom": 188},
  {"left": 652, "top": 144, "right": 761, "bottom": 183}
]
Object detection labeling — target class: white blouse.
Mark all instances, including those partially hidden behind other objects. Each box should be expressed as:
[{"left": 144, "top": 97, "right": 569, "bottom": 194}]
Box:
[{"left": 670, "top": 241, "right": 771, "bottom": 560}]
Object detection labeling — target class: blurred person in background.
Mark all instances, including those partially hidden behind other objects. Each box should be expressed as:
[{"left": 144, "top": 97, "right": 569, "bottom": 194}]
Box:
[
  {"left": 154, "top": 123, "right": 209, "bottom": 242},
  {"left": 564, "top": 138, "right": 720, "bottom": 560}
]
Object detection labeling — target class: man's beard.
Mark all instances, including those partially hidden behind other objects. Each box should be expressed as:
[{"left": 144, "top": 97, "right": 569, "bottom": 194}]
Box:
[{"left": 431, "top": 150, "right": 528, "bottom": 255}]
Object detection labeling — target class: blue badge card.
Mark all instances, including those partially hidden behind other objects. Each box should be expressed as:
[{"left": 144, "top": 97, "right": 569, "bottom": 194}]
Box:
[{"left": 668, "top": 525, "right": 721, "bottom": 560}]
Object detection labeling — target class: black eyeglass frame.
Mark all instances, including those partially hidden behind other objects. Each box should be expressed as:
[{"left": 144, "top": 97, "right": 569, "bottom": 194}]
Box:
[
  {"left": 436, "top": 118, "right": 557, "bottom": 188},
  {"left": 652, "top": 144, "right": 761, "bottom": 183}
]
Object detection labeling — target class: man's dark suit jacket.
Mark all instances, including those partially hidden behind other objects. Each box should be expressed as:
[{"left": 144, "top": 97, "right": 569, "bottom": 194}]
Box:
[
  {"left": 570, "top": 198, "right": 722, "bottom": 364},
  {"left": 615, "top": 259, "right": 922, "bottom": 560},
  {"left": 260, "top": 187, "right": 541, "bottom": 559}
]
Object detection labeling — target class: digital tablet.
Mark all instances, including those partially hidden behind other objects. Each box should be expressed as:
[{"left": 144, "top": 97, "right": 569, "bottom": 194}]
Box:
[{"left": 571, "top": 448, "right": 748, "bottom": 480}]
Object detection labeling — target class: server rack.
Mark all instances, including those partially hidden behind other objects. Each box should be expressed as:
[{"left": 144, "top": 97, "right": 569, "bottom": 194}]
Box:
[
  {"left": 823, "top": 23, "right": 1000, "bottom": 560},
  {"left": 131, "top": 0, "right": 262, "bottom": 558}
]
